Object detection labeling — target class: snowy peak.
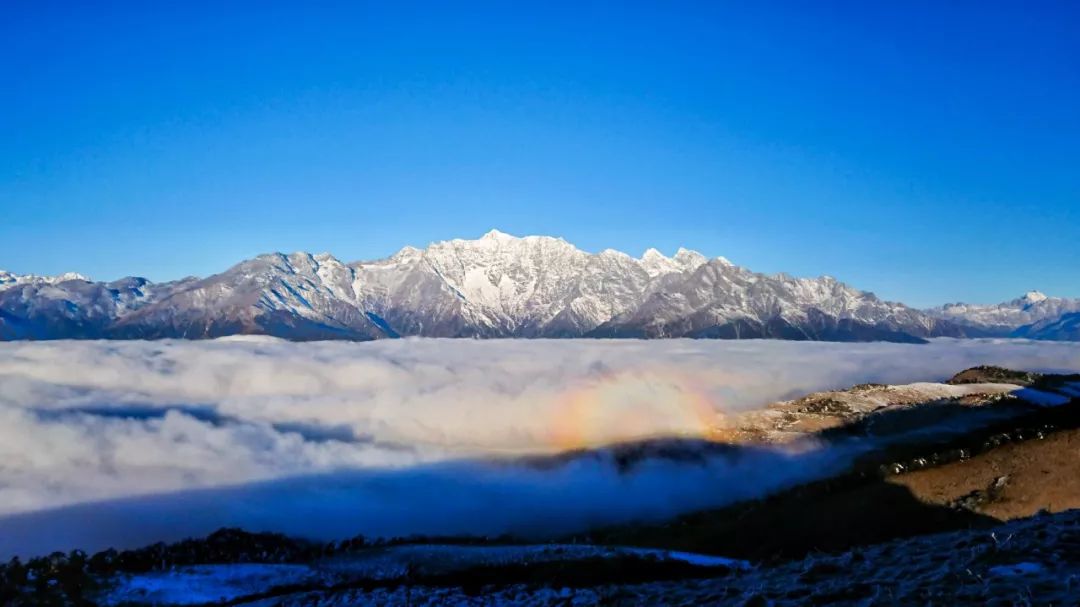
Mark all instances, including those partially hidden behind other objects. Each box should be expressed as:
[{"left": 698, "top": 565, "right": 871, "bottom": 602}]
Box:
[
  {"left": 673, "top": 248, "right": 709, "bottom": 271},
  {"left": 432, "top": 231, "right": 581, "bottom": 262},
  {"left": 638, "top": 247, "right": 707, "bottom": 277},
  {"left": 0, "top": 270, "right": 90, "bottom": 290},
  {"left": 54, "top": 271, "right": 90, "bottom": 282},
  {"left": 335, "top": 231, "right": 952, "bottom": 342},
  {"left": 480, "top": 228, "right": 515, "bottom": 241},
  {"left": 641, "top": 248, "right": 666, "bottom": 261},
  {"left": 1021, "top": 290, "right": 1049, "bottom": 305},
  {"left": 375, "top": 233, "right": 712, "bottom": 281},
  {"left": 639, "top": 248, "right": 675, "bottom": 277},
  {"left": 926, "top": 290, "right": 1080, "bottom": 335}
]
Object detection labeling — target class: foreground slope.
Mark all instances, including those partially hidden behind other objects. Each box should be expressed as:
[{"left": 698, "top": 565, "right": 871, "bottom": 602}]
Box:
[
  {"left": 12, "top": 510, "right": 1079, "bottom": 605},
  {"left": 247, "top": 510, "right": 1080, "bottom": 606}
]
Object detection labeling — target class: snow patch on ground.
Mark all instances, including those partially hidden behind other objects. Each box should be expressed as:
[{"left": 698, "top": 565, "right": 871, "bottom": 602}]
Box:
[
  {"left": 96, "top": 544, "right": 747, "bottom": 606},
  {"left": 629, "top": 549, "right": 751, "bottom": 570},
  {"left": 987, "top": 562, "right": 1044, "bottom": 577},
  {"left": 101, "top": 564, "right": 318, "bottom": 606},
  {"left": 245, "top": 510, "right": 1080, "bottom": 606}
]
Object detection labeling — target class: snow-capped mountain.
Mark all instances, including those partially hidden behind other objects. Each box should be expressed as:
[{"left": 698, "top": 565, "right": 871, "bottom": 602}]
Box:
[
  {"left": 0, "top": 230, "right": 1047, "bottom": 343},
  {"left": 586, "top": 261, "right": 958, "bottom": 342},
  {"left": 0, "top": 269, "right": 89, "bottom": 288},
  {"left": 926, "top": 291, "right": 1080, "bottom": 336},
  {"left": 0, "top": 271, "right": 196, "bottom": 340},
  {"left": 351, "top": 230, "right": 711, "bottom": 338},
  {"left": 108, "top": 253, "right": 388, "bottom": 340}
]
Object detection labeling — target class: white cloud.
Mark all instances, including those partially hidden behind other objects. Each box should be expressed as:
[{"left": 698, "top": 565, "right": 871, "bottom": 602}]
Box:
[{"left": 0, "top": 336, "right": 1078, "bottom": 556}]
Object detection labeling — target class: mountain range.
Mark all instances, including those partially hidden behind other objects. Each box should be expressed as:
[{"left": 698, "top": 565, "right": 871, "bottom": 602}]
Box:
[{"left": 2, "top": 230, "right": 1078, "bottom": 343}]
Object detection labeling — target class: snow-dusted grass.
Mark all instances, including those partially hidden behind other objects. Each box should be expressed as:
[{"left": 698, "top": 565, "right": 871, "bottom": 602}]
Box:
[
  {"left": 241, "top": 510, "right": 1080, "bottom": 607},
  {"left": 96, "top": 544, "right": 748, "bottom": 606},
  {"left": 645, "top": 549, "right": 751, "bottom": 570},
  {"left": 101, "top": 564, "right": 319, "bottom": 606}
]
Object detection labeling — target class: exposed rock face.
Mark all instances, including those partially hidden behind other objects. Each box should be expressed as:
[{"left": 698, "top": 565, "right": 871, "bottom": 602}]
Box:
[{"left": 108, "top": 253, "right": 388, "bottom": 340}]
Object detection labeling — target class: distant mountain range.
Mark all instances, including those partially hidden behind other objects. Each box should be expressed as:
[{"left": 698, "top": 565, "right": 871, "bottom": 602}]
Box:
[
  {"left": 2, "top": 230, "right": 1078, "bottom": 343},
  {"left": 926, "top": 291, "right": 1080, "bottom": 340}
]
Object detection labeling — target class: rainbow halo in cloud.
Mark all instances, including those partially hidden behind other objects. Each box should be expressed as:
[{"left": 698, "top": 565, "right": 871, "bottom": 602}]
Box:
[{"left": 548, "top": 368, "right": 735, "bottom": 450}]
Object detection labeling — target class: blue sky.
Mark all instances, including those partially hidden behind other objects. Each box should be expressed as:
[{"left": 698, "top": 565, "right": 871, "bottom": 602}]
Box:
[{"left": 2, "top": 1, "right": 1077, "bottom": 307}]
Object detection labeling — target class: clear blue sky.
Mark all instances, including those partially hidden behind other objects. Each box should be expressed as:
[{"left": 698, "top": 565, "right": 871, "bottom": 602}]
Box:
[{"left": 2, "top": 1, "right": 1078, "bottom": 307}]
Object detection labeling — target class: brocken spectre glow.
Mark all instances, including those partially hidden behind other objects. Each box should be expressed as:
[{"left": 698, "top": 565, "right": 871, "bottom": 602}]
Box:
[{"left": 549, "top": 368, "right": 734, "bottom": 449}]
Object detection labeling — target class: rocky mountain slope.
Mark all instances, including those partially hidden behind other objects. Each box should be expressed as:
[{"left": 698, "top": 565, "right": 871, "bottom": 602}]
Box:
[
  {"left": 0, "top": 231, "right": 1068, "bottom": 342},
  {"left": 0, "top": 273, "right": 196, "bottom": 340},
  {"left": 106, "top": 253, "right": 389, "bottom": 341},
  {"left": 1013, "top": 311, "right": 1080, "bottom": 341}
]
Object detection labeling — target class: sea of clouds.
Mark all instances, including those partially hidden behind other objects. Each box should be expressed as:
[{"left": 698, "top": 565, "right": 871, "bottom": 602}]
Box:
[{"left": 1, "top": 336, "right": 1079, "bottom": 557}]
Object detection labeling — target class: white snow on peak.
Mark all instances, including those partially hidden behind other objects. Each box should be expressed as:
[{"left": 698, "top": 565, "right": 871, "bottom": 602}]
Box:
[
  {"left": 481, "top": 228, "right": 514, "bottom": 240},
  {"left": 340, "top": 232, "right": 742, "bottom": 333},
  {"left": 638, "top": 247, "right": 709, "bottom": 277},
  {"left": 926, "top": 289, "right": 1080, "bottom": 330},
  {"left": 673, "top": 248, "right": 708, "bottom": 272},
  {"left": 0, "top": 270, "right": 90, "bottom": 290},
  {"left": 335, "top": 230, "right": 921, "bottom": 337},
  {"left": 639, "top": 248, "right": 678, "bottom": 277},
  {"left": 389, "top": 245, "right": 423, "bottom": 263}
]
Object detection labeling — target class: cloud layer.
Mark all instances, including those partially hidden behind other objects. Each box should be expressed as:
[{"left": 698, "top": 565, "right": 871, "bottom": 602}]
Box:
[{"left": 1, "top": 336, "right": 1079, "bottom": 556}]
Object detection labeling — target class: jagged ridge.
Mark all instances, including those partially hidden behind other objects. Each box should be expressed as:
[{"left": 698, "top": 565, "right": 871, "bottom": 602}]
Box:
[{"left": 0, "top": 230, "right": 1070, "bottom": 342}]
